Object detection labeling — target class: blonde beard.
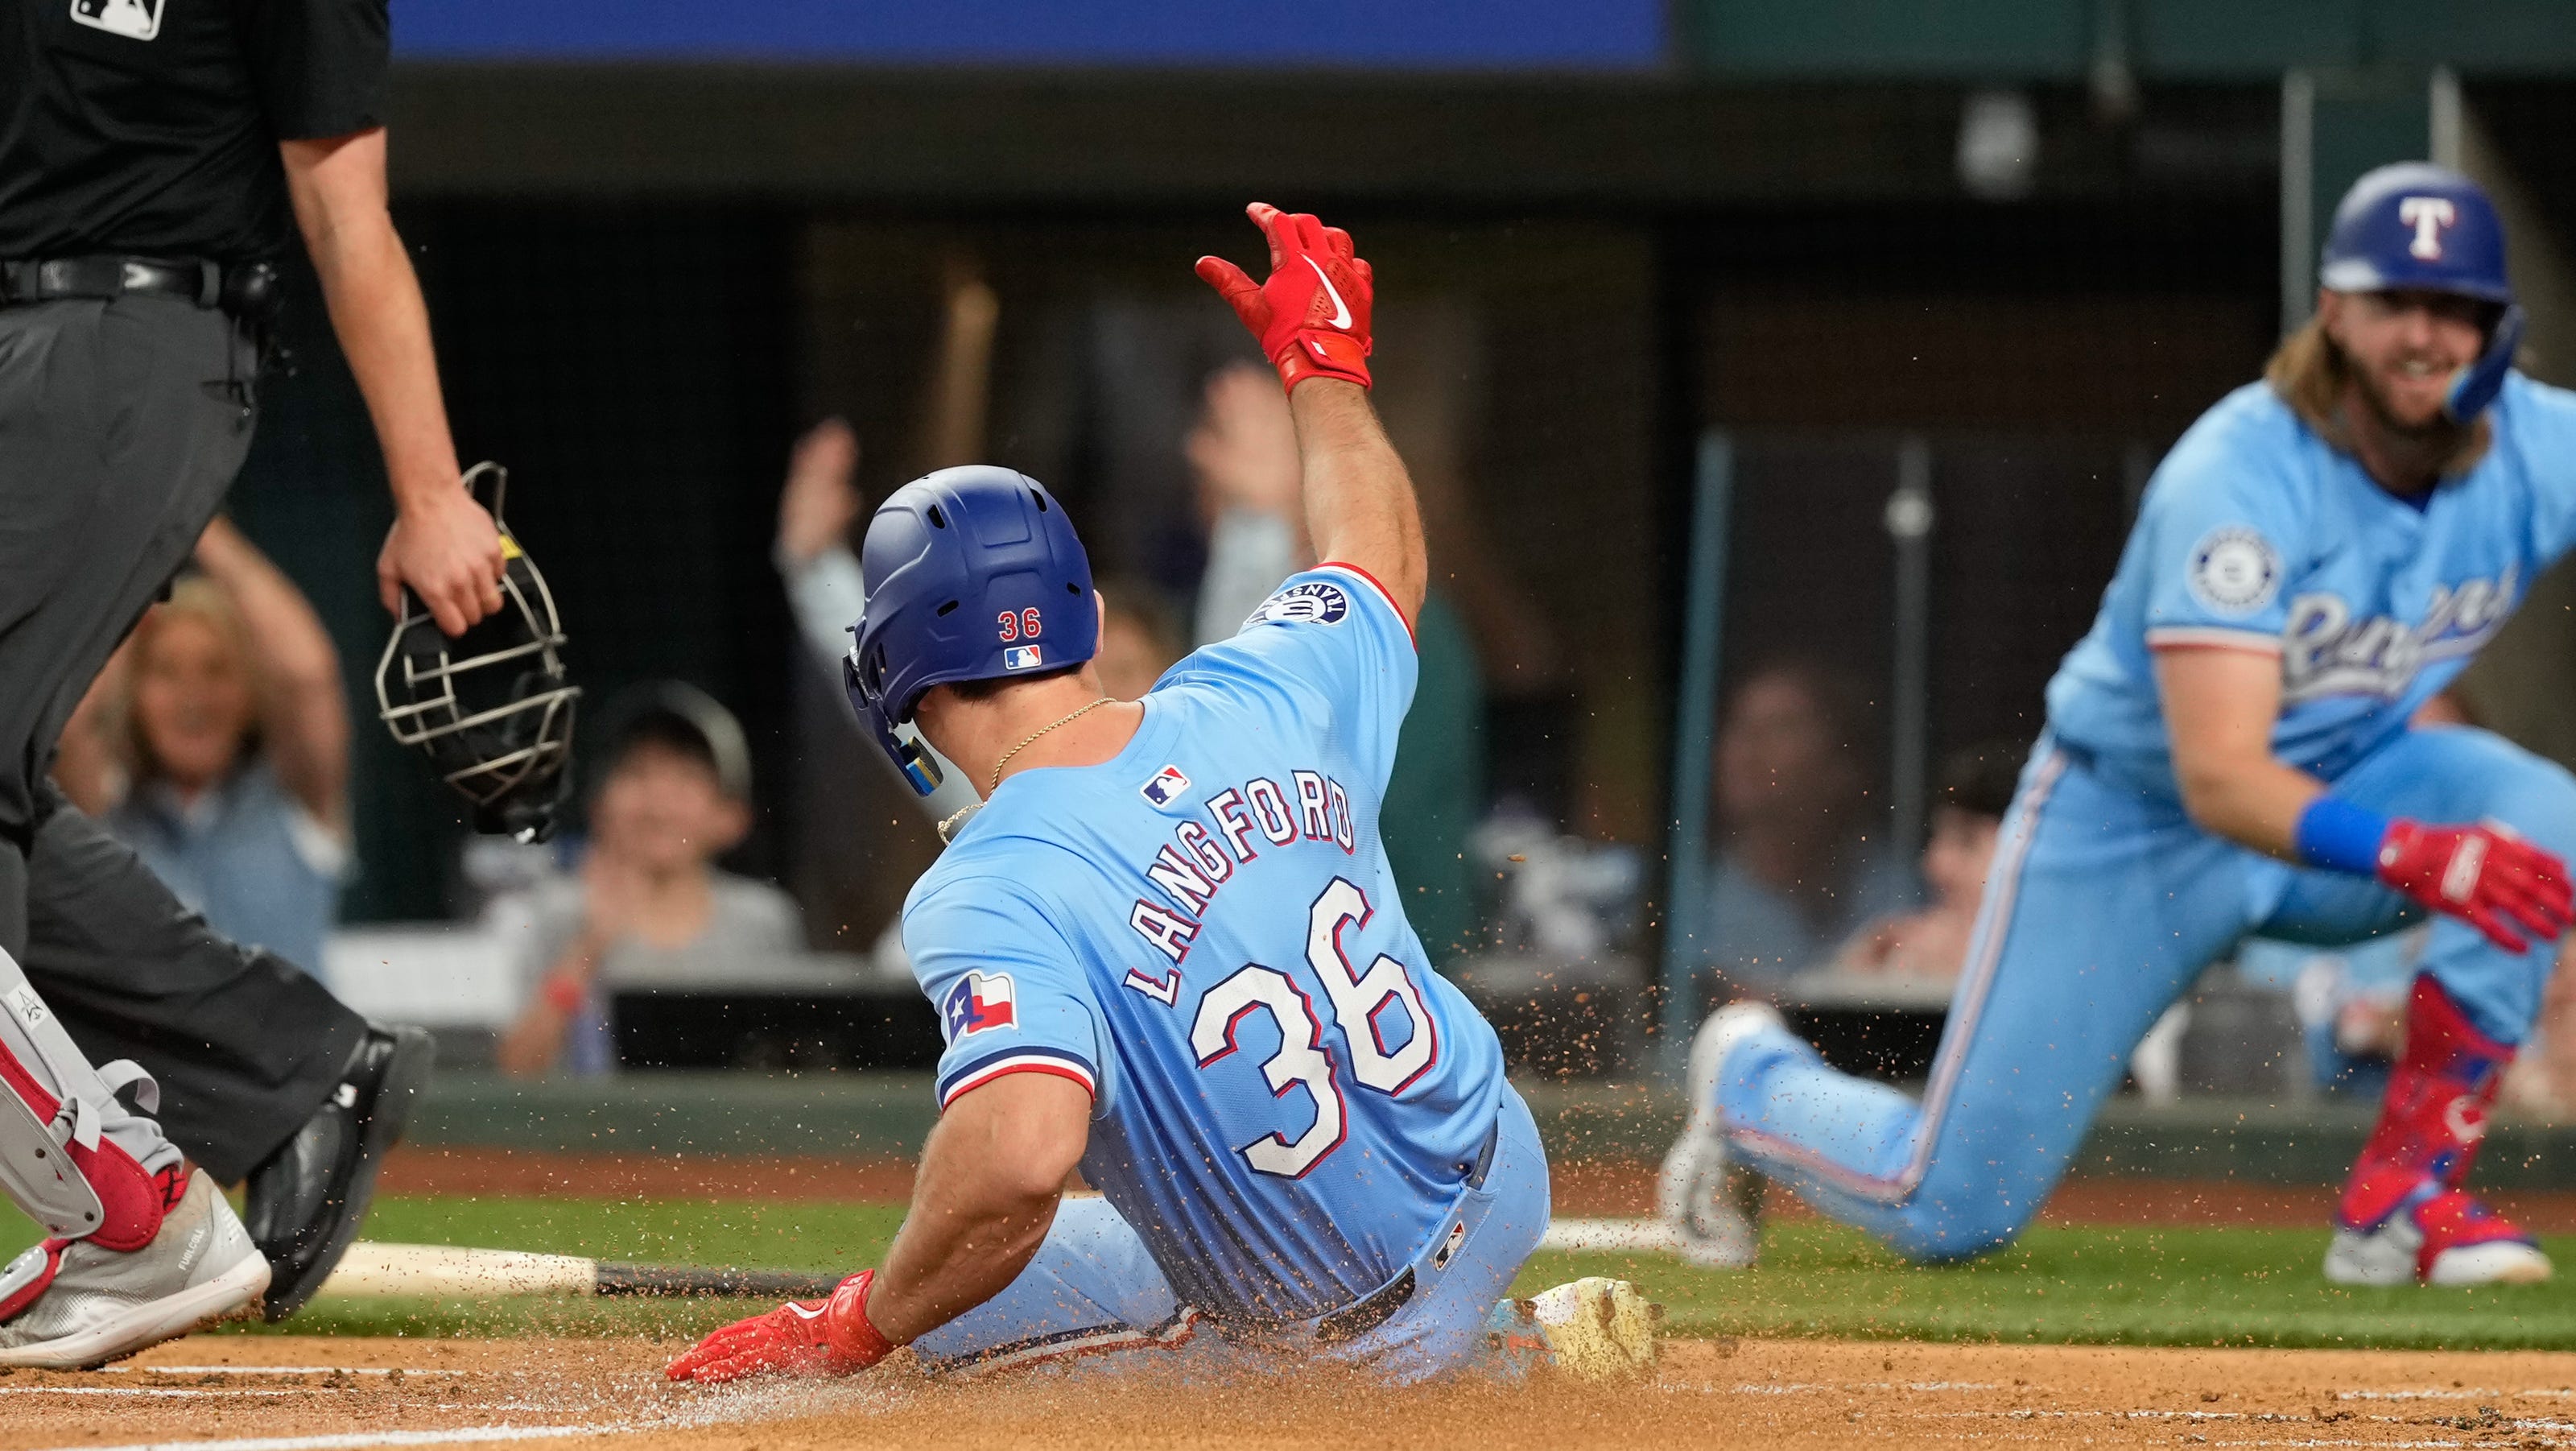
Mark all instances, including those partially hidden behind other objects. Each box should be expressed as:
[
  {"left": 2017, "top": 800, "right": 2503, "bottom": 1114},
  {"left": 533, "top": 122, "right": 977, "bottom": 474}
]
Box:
[{"left": 2264, "top": 317, "right": 2490, "bottom": 478}]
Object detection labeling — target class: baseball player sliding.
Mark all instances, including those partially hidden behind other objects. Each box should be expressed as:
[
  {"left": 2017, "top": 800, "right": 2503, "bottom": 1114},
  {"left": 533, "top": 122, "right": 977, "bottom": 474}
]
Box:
[
  {"left": 1663, "top": 163, "right": 2576, "bottom": 1288},
  {"left": 667, "top": 206, "right": 1652, "bottom": 1385}
]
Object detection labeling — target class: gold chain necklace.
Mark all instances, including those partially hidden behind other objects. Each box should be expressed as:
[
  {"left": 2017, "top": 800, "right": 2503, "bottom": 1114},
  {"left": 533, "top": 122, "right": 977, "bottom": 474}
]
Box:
[{"left": 990, "top": 697, "right": 1118, "bottom": 794}]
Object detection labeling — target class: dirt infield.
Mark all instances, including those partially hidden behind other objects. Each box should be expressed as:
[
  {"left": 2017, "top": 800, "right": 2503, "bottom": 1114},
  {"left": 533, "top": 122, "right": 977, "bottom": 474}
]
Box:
[
  {"left": 381, "top": 1146, "right": 2576, "bottom": 1230},
  {"left": 8, "top": 1335, "right": 2576, "bottom": 1450}
]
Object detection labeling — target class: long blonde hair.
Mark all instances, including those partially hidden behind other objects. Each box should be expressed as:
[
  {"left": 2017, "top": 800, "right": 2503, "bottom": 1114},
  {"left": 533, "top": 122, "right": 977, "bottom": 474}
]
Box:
[
  {"left": 120, "top": 575, "right": 265, "bottom": 784},
  {"left": 2263, "top": 314, "right": 2491, "bottom": 476}
]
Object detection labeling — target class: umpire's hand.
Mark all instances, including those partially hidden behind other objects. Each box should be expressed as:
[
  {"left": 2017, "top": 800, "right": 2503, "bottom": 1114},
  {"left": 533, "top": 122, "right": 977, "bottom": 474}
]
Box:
[{"left": 378, "top": 482, "right": 507, "bottom": 635}]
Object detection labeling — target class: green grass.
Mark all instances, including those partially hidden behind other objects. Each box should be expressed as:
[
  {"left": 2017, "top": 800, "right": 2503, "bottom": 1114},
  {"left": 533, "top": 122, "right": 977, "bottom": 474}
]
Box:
[
  {"left": 1532, "top": 1222, "right": 2576, "bottom": 1352},
  {"left": 14, "top": 1198, "right": 2576, "bottom": 1349}
]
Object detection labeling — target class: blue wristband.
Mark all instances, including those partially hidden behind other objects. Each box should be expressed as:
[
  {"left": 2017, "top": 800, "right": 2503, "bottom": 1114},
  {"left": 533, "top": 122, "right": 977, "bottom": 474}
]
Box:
[{"left": 2293, "top": 796, "right": 2390, "bottom": 876}]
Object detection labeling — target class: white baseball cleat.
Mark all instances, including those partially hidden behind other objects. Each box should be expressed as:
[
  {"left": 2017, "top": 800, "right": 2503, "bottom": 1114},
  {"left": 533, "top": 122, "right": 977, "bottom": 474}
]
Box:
[
  {"left": 2324, "top": 1188, "right": 2553, "bottom": 1288},
  {"left": 0, "top": 1168, "right": 270, "bottom": 1369},
  {"left": 1657, "top": 1002, "right": 1783, "bottom": 1270},
  {"left": 1523, "top": 1276, "right": 1660, "bottom": 1380}
]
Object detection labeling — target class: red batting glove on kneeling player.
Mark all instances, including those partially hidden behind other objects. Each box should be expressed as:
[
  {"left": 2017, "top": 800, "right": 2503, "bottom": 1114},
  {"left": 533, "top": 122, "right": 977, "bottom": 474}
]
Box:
[
  {"left": 2377, "top": 820, "right": 2573, "bottom": 954},
  {"left": 1195, "top": 202, "right": 1373, "bottom": 391},
  {"left": 664, "top": 1268, "right": 893, "bottom": 1383}
]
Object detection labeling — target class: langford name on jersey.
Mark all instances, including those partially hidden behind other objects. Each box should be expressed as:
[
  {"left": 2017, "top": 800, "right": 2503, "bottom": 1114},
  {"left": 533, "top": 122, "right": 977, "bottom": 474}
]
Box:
[{"left": 1127, "top": 767, "right": 1357, "bottom": 965}]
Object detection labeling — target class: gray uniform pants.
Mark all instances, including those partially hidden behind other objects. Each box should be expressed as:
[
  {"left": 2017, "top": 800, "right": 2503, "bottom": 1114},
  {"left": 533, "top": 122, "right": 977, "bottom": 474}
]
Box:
[{"left": 0, "top": 294, "right": 362, "bottom": 1183}]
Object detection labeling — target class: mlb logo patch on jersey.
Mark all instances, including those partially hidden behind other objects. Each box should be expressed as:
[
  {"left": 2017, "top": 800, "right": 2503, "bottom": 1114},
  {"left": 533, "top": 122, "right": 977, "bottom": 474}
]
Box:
[
  {"left": 1141, "top": 764, "right": 1191, "bottom": 807},
  {"left": 1245, "top": 579, "right": 1352, "bottom": 629},
  {"left": 69, "top": 0, "right": 161, "bottom": 39},
  {"left": 941, "top": 971, "right": 1018, "bottom": 1042},
  {"left": 1003, "top": 644, "right": 1044, "bottom": 671}
]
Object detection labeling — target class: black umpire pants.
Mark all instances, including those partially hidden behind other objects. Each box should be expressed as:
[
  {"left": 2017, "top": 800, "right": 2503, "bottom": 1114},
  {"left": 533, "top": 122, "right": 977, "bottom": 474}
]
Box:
[{"left": 0, "top": 292, "right": 362, "bottom": 1181}]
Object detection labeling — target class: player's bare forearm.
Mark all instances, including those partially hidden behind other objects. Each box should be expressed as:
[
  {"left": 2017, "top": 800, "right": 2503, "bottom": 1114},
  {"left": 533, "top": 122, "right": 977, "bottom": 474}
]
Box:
[
  {"left": 284, "top": 130, "right": 504, "bottom": 632},
  {"left": 2153, "top": 647, "right": 2321, "bottom": 858},
  {"left": 865, "top": 1073, "right": 1090, "bottom": 1344},
  {"left": 283, "top": 131, "right": 461, "bottom": 514},
  {"left": 1290, "top": 380, "right": 1426, "bottom": 626}
]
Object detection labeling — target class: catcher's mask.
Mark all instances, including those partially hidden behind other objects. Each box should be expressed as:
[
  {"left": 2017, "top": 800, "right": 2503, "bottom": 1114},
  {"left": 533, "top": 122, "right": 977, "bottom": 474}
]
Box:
[{"left": 375, "top": 462, "right": 580, "bottom": 841}]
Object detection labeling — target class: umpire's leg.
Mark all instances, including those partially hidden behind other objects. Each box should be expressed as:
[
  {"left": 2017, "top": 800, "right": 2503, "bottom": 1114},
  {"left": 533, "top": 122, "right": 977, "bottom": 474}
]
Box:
[
  {"left": 23, "top": 783, "right": 364, "bottom": 1182},
  {"left": 0, "top": 292, "right": 364, "bottom": 1180},
  {"left": 0, "top": 295, "right": 256, "bottom": 953}
]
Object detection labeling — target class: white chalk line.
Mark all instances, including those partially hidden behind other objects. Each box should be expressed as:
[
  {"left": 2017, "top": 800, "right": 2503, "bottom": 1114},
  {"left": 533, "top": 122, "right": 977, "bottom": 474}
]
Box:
[
  {"left": 28, "top": 1427, "right": 637, "bottom": 1451},
  {"left": 28, "top": 1358, "right": 916, "bottom": 1451},
  {"left": 0, "top": 1387, "right": 308, "bottom": 1398},
  {"left": 114, "top": 1366, "right": 471, "bottom": 1377}
]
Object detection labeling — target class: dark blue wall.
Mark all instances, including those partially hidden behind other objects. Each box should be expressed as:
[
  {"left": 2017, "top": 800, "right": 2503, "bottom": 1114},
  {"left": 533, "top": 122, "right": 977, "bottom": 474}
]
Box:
[{"left": 392, "top": 0, "right": 1665, "bottom": 68}]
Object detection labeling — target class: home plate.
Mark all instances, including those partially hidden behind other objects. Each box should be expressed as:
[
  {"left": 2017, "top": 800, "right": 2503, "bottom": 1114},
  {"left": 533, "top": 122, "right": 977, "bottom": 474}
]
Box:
[{"left": 1542, "top": 1217, "right": 1680, "bottom": 1253}]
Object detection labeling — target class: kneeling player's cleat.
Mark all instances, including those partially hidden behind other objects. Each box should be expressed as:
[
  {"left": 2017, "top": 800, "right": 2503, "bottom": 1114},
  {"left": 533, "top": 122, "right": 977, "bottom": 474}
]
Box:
[
  {"left": 2326, "top": 1188, "right": 2553, "bottom": 1288},
  {"left": 0, "top": 1168, "right": 269, "bottom": 1369},
  {"left": 1657, "top": 1001, "right": 1781, "bottom": 1269},
  {"left": 1505, "top": 1277, "right": 1659, "bottom": 1381}
]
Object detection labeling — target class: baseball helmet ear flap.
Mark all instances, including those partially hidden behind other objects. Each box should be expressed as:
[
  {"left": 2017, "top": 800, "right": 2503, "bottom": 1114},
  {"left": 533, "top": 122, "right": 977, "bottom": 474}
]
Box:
[
  {"left": 2447, "top": 302, "right": 2526, "bottom": 426},
  {"left": 842, "top": 642, "right": 943, "bottom": 796},
  {"left": 375, "top": 463, "right": 582, "bottom": 841}
]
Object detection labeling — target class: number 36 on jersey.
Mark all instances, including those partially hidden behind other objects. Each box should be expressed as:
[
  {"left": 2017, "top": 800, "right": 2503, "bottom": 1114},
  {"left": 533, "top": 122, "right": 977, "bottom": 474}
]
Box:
[{"left": 1170, "top": 877, "right": 1436, "bottom": 1178}]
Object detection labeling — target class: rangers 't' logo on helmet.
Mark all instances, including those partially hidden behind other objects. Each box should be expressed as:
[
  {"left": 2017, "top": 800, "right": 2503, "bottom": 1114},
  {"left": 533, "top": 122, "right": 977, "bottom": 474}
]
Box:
[{"left": 2399, "top": 196, "right": 2458, "bottom": 260}]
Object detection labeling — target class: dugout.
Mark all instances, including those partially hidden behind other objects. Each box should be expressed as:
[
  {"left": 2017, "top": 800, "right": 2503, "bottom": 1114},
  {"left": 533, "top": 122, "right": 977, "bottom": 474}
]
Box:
[{"left": 210, "top": 6, "right": 2576, "bottom": 1081}]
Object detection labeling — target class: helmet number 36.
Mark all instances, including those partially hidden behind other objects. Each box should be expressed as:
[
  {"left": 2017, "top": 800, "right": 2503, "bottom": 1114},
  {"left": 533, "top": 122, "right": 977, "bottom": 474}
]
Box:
[
  {"left": 1187, "top": 878, "right": 1439, "bottom": 1177},
  {"left": 996, "top": 607, "right": 1044, "bottom": 643}
]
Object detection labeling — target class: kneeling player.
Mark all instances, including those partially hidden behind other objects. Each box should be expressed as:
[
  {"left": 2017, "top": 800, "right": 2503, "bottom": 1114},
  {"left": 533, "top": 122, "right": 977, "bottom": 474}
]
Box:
[
  {"left": 669, "top": 205, "right": 1651, "bottom": 1385},
  {"left": 1663, "top": 163, "right": 2576, "bottom": 1288}
]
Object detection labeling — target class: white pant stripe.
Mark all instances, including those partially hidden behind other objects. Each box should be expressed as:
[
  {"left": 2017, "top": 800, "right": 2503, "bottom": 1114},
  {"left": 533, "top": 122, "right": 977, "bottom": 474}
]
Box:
[{"left": 1733, "top": 748, "right": 2069, "bottom": 1204}]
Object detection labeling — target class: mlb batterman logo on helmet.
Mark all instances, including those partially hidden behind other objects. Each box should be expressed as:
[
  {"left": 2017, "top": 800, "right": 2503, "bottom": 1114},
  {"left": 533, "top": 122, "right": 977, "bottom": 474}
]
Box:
[{"left": 2318, "top": 162, "right": 2524, "bottom": 424}]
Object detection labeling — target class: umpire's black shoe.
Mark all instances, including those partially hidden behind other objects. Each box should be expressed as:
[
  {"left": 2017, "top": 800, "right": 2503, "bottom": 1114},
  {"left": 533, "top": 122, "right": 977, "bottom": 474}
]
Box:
[{"left": 243, "top": 1023, "right": 436, "bottom": 1321}]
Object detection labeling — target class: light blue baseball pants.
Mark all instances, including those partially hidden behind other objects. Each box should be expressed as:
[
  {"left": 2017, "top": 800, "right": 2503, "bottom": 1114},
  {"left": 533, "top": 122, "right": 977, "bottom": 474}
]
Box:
[
  {"left": 910, "top": 1085, "right": 1548, "bottom": 1383},
  {"left": 1715, "top": 726, "right": 2576, "bottom": 1262}
]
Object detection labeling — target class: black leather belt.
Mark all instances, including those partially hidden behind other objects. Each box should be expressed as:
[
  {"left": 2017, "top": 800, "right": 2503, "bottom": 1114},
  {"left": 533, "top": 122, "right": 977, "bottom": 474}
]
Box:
[
  {"left": 1243, "top": 1113, "right": 1505, "bottom": 1347},
  {"left": 0, "top": 254, "right": 279, "bottom": 319},
  {"left": 1314, "top": 1266, "right": 1414, "bottom": 1344}
]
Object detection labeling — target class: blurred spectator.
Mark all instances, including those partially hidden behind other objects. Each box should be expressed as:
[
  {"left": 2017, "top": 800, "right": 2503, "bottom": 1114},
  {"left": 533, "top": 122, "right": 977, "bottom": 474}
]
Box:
[
  {"left": 1092, "top": 577, "right": 1185, "bottom": 700},
  {"left": 1183, "top": 362, "right": 1488, "bottom": 963},
  {"left": 1187, "top": 362, "right": 1308, "bottom": 643},
  {"left": 493, "top": 684, "right": 804, "bottom": 1077},
  {"left": 1697, "top": 659, "right": 1918, "bottom": 990},
  {"left": 54, "top": 516, "right": 349, "bottom": 982},
  {"left": 1827, "top": 739, "right": 2027, "bottom": 982}
]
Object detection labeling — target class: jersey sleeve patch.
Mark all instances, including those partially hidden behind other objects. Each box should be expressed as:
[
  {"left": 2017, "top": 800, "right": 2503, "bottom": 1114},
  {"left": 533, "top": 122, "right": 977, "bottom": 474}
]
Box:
[
  {"left": 2183, "top": 525, "right": 2284, "bottom": 617},
  {"left": 937, "top": 1047, "right": 1098, "bottom": 1108},
  {"left": 939, "top": 971, "right": 1018, "bottom": 1040}
]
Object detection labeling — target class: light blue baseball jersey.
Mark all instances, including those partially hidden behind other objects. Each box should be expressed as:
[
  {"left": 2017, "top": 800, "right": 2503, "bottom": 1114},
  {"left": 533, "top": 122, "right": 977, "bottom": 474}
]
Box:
[
  {"left": 2047, "top": 374, "right": 2576, "bottom": 792},
  {"left": 900, "top": 563, "right": 1509, "bottom": 1324}
]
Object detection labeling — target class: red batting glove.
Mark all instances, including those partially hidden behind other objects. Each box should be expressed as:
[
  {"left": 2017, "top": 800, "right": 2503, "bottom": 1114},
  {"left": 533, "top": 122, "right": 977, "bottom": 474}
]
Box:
[
  {"left": 663, "top": 1269, "right": 893, "bottom": 1384},
  {"left": 1195, "top": 202, "right": 1374, "bottom": 391},
  {"left": 2376, "top": 820, "right": 2574, "bottom": 954}
]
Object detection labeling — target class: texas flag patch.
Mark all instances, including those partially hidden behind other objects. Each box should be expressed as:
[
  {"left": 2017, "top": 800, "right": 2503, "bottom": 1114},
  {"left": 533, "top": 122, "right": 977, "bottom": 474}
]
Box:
[
  {"left": 1140, "top": 764, "right": 1191, "bottom": 807},
  {"left": 941, "top": 971, "right": 1017, "bottom": 1041}
]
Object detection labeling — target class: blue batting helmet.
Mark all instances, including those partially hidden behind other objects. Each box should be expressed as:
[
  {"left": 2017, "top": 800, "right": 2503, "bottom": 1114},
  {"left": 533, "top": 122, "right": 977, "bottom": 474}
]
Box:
[
  {"left": 2318, "top": 162, "right": 2524, "bottom": 423},
  {"left": 843, "top": 466, "right": 1098, "bottom": 795}
]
